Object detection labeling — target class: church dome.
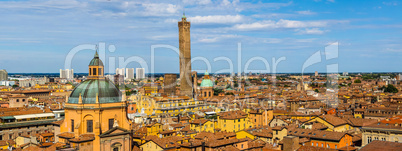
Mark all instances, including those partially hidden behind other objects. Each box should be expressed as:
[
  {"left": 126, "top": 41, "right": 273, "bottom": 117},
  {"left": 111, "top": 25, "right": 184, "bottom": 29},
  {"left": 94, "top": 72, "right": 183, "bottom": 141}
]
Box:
[
  {"left": 68, "top": 78, "right": 121, "bottom": 104},
  {"left": 68, "top": 51, "right": 121, "bottom": 104},
  {"left": 200, "top": 71, "right": 213, "bottom": 87},
  {"left": 200, "top": 79, "right": 213, "bottom": 87}
]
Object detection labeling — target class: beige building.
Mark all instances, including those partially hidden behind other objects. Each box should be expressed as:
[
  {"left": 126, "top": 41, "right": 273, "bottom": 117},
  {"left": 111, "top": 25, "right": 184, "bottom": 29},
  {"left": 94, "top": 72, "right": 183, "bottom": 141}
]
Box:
[
  {"left": 0, "top": 69, "right": 7, "bottom": 81},
  {"left": 361, "top": 116, "right": 402, "bottom": 146}
]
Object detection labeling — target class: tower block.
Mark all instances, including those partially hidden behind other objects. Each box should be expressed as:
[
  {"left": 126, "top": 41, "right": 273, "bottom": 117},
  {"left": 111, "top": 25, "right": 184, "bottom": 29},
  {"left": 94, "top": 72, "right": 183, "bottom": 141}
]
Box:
[{"left": 178, "top": 14, "right": 193, "bottom": 96}]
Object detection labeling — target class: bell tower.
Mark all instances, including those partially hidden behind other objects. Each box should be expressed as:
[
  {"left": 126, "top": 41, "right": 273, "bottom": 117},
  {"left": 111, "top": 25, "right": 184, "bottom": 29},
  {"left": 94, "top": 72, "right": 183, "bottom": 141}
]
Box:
[{"left": 178, "top": 13, "right": 193, "bottom": 96}]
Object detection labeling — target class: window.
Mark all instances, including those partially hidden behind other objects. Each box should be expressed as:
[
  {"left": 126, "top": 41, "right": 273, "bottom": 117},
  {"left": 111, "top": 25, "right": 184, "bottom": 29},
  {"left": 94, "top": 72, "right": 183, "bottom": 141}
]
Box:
[
  {"left": 9, "top": 134, "right": 12, "bottom": 139},
  {"left": 327, "top": 144, "right": 329, "bottom": 148},
  {"left": 89, "top": 68, "right": 92, "bottom": 75},
  {"left": 0, "top": 135, "right": 2, "bottom": 140},
  {"left": 311, "top": 143, "right": 314, "bottom": 146},
  {"left": 16, "top": 99, "right": 19, "bottom": 102},
  {"left": 71, "top": 120, "right": 74, "bottom": 132},
  {"left": 93, "top": 68, "right": 97, "bottom": 76},
  {"left": 99, "top": 68, "right": 102, "bottom": 75},
  {"left": 87, "top": 120, "right": 93, "bottom": 133},
  {"left": 109, "top": 119, "right": 114, "bottom": 130},
  {"left": 23, "top": 99, "right": 25, "bottom": 102},
  {"left": 316, "top": 143, "right": 318, "bottom": 147},
  {"left": 335, "top": 145, "right": 337, "bottom": 149},
  {"left": 321, "top": 143, "right": 323, "bottom": 147}
]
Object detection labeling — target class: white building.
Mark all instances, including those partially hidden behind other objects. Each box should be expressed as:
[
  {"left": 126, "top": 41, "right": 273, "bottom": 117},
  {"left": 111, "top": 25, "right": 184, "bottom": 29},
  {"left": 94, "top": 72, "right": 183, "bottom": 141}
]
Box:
[
  {"left": 60, "top": 69, "right": 74, "bottom": 80},
  {"left": 136, "top": 68, "right": 145, "bottom": 79},
  {"left": 105, "top": 74, "right": 114, "bottom": 81},
  {"left": 0, "top": 81, "right": 15, "bottom": 86},
  {"left": 19, "top": 77, "right": 49, "bottom": 87},
  {"left": 125, "top": 68, "right": 134, "bottom": 80},
  {"left": 116, "top": 68, "right": 125, "bottom": 76}
]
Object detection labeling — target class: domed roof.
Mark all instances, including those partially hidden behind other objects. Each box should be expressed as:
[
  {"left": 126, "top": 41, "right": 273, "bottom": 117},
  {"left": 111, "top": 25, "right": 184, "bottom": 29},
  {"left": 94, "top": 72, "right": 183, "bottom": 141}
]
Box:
[
  {"left": 89, "top": 51, "right": 103, "bottom": 66},
  {"left": 68, "top": 78, "right": 121, "bottom": 104},
  {"left": 200, "top": 79, "right": 213, "bottom": 87}
]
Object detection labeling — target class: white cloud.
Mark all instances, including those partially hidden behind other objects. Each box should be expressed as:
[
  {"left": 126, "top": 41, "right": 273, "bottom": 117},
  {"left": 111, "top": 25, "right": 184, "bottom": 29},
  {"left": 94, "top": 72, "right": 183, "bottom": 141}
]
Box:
[
  {"left": 142, "top": 3, "right": 179, "bottom": 16},
  {"left": 262, "top": 38, "right": 282, "bottom": 44},
  {"left": 327, "top": 0, "right": 335, "bottom": 3},
  {"left": 297, "top": 10, "right": 316, "bottom": 15},
  {"left": 189, "top": 15, "right": 244, "bottom": 24},
  {"left": 198, "top": 0, "right": 212, "bottom": 5},
  {"left": 233, "top": 19, "right": 327, "bottom": 30},
  {"left": 296, "top": 28, "right": 327, "bottom": 35},
  {"left": 383, "top": 1, "right": 398, "bottom": 6},
  {"left": 197, "top": 34, "right": 240, "bottom": 43},
  {"left": 182, "top": 0, "right": 211, "bottom": 5}
]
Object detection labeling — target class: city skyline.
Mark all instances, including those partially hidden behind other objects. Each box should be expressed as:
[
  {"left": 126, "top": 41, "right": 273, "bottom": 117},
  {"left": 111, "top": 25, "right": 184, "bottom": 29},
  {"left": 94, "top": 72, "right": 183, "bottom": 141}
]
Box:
[{"left": 1, "top": 0, "right": 402, "bottom": 73}]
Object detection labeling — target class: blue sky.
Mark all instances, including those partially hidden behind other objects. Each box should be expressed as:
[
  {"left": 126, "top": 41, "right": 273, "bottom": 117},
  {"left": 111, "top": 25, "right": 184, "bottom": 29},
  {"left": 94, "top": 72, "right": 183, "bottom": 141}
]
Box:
[{"left": 0, "top": 0, "right": 401, "bottom": 73}]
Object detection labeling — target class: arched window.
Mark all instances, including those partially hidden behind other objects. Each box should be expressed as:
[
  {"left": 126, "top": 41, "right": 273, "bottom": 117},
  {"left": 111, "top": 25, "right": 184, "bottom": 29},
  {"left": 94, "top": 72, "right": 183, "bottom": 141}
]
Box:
[{"left": 16, "top": 99, "right": 19, "bottom": 102}]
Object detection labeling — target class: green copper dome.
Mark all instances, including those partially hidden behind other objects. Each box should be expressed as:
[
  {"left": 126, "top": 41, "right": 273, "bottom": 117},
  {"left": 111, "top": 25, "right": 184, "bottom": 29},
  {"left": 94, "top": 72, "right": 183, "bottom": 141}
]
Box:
[
  {"left": 68, "top": 78, "right": 121, "bottom": 104},
  {"left": 89, "top": 51, "right": 103, "bottom": 66},
  {"left": 200, "top": 79, "right": 213, "bottom": 87}
]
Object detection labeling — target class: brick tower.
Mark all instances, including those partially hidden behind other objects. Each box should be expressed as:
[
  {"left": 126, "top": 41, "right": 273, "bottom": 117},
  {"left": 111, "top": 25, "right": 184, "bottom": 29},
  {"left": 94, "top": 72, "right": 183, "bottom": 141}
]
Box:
[{"left": 178, "top": 13, "right": 193, "bottom": 96}]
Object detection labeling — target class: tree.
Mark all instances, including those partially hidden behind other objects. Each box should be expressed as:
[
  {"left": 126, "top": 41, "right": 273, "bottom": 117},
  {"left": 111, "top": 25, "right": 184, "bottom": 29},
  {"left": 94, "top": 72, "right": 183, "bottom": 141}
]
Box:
[
  {"left": 314, "top": 89, "right": 319, "bottom": 93},
  {"left": 383, "top": 84, "right": 398, "bottom": 93},
  {"left": 354, "top": 79, "right": 361, "bottom": 83},
  {"left": 225, "top": 92, "right": 234, "bottom": 95},
  {"left": 213, "top": 88, "right": 223, "bottom": 96},
  {"left": 234, "top": 81, "right": 239, "bottom": 87}
]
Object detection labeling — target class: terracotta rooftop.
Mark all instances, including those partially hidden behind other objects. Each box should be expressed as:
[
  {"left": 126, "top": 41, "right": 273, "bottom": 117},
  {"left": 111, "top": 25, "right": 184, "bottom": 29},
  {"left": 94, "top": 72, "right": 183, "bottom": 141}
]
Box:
[
  {"left": 318, "top": 114, "right": 347, "bottom": 126},
  {"left": 359, "top": 140, "right": 402, "bottom": 151},
  {"left": 189, "top": 119, "right": 210, "bottom": 125},
  {"left": 218, "top": 110, "right": 248, "bottom": 120},
  {"left": 39, "top": 132, "right": 54, "bottom": 137},
  {"left": 288, "top": 128, "right": 350, "bottom": 141},
  {"left": 57, "top": 132, "right": 74, "bottom": 139}
]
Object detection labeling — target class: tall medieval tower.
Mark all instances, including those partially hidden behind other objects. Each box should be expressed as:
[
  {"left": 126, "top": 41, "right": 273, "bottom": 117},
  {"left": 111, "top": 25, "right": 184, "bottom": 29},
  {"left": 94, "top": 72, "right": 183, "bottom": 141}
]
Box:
[{"left": 178, "top": 14, "right": 193, "bottom": 96}]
